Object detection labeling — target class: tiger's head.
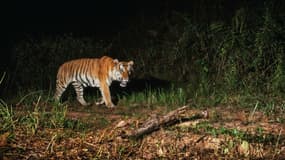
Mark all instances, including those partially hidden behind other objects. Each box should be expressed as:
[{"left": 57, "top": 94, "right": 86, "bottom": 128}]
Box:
[{"left": 112, "top": 59, "right": 134, "bottom": 87}]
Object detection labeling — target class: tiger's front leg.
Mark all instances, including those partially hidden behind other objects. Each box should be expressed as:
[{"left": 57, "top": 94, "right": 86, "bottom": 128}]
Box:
[{"left": 99, "top": 82, "right": 115, "bottom": 108}]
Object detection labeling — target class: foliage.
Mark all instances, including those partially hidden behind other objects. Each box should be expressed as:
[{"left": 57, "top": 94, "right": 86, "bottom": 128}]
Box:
[
  {"left": 0, "top": 100, "right": 16, "bottom": 133},
  {"left": 0, "top": 73, "right": 17, "bottom": 133},
  {"left": 2, "top": 2, "right": 283, "bottom": 99}
]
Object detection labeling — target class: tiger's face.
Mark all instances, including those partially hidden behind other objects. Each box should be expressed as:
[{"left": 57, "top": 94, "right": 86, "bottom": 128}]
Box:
[{"left": 112, "top": 59, "right": 134, "bottom": 87}]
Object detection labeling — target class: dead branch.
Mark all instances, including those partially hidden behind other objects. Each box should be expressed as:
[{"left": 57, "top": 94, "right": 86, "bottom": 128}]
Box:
[{"left": 126, "top": 106, "right": 206, "bottom": 139}]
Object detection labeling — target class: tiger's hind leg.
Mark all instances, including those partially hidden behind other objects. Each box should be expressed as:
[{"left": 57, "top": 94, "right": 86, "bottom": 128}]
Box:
[
  {"left": 72, "top": 82, "right": 91, "bottom": 106},
  {"left": 54, "top": 80, "right": 68, "bottom": 103}
]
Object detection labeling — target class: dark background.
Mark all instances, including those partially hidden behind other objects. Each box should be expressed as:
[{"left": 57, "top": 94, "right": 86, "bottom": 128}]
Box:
[
  {"left": 1, "top": 0, "right": 284, "bottom": 97},
  {"left": 1, "top": 0, "right": 272, "bottom": 68},
  {"left": 1, "top": 0, "right": 249, "bottom": 69},
  {"left": 1, "top": 1, "right": 156, "bottom": 69}
]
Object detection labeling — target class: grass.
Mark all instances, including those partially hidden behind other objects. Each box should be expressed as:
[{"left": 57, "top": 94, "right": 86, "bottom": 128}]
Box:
[
  {"left": 3, "top": 81, "right": 284, "bottom": 127},
  {"left": 0, "top": 99, "right": 17, "bottom": 133},
  {"left": 119, "top": 85, "right": 186, "bottom": 110},
  {"left": 2, "top": 92, "right": 91, "bottom": 134},
  {"left": 0, "top": 86, "right": 285, "bottom": 159},
  {"left": 187, "top": 121, "right": 277, "bottom": 144},
  {"left": 3, "top": 84, "right": 284, "bottom": 135}
]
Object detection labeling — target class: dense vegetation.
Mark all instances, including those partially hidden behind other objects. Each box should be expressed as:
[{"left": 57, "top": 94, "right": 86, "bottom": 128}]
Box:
[{"left": 1, "top": 0, "right": 285, "bottom": 98}]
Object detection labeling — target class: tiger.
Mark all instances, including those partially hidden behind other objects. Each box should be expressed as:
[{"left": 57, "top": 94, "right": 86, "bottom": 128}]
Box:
[{"left": 54, "top": 56, "right": 134, "bottom": 108}]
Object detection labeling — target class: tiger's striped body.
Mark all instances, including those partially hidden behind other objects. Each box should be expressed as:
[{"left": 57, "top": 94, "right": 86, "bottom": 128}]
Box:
[{"left": 54, "top": 56, "right": 134, "bottom": 108}]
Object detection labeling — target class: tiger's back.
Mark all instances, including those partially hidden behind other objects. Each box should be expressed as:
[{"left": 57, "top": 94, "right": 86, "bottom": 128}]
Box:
[{"left": 56, "top": 58, "right": 100, "bottom": 87}]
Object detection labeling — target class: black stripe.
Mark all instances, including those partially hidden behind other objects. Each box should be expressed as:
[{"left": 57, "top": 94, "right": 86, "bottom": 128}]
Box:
[
  {"left": 83, "top": 60, "right": 91, "bottom": 86},
  {"left": 74, "top": 85, "right": 82, "bottom": 89},
  {"left": 75, "top": 68, "right": 79, "bottom": 82},
  {"left": 85, "top": 74, "right": 91, "bottom": 86},
  {"left": 79, "top": 74, "right": 88, "bottom": 87},
  {"left": 58, "top": 83, "right": 66, "bottom": 89},
  {"left": 73, "top": 83, "right": 82, "bottom": 89}
]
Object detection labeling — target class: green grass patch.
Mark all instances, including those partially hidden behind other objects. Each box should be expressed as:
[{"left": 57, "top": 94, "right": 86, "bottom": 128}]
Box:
[
  {"left": 0, "top": 100, "right": 17, "bottom": 133},
  {"left": 119, "top": 85, "right": 186, "bottom": 109}
]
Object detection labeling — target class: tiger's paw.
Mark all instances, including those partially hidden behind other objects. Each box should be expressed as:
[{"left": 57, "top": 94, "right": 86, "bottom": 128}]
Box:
[
  {"left": 95, "top": 99, "right": 105, "bottom": 105},
  {"left": 106, "top": 103, "right": 116, "bottom": 108}
]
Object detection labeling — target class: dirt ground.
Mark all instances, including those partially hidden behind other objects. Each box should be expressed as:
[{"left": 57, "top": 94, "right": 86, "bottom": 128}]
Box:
[{"left": 1, "top": 103, "right": 285, "bottom": 159}]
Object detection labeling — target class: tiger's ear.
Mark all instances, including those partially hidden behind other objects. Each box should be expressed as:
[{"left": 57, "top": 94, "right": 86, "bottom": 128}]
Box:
[
  {"left": 128, "top": 61, "right": 134, "bottom": 66},
  {"left": 113, "top": 59, "right": 119, "bottom": 64},
  {"left": 128, "top": 61, "right": 134, "bottom": 72}
]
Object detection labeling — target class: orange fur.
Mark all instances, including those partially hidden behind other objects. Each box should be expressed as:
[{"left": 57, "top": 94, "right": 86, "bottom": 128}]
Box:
[{"left": 54, "top": 56, "right": 134, "bottom": 107}]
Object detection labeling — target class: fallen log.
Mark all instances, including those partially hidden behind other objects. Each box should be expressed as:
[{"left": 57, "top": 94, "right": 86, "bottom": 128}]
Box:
[{"left": 126, "top": 106, "right": 206, "bottom": 139}]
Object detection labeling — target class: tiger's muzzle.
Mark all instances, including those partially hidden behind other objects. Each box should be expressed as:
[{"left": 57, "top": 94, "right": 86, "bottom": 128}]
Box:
[{"left": 120, "top": 79, "right": 128, "bottom": 87}]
